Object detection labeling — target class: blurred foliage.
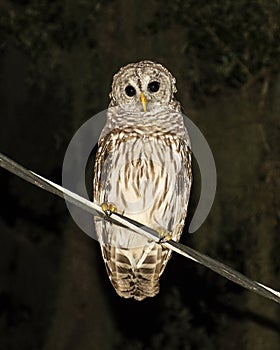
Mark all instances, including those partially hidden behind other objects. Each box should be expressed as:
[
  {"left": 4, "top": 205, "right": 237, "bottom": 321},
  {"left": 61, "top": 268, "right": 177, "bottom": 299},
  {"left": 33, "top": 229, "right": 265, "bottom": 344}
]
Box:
[
  {"left": 1, "top": 1, "right": 100, "bottom": 83},
  {"left": 116, "top": 288, "right": 215, "bottom": 350},
  {"left": 148, "top": 0, "right": 280, "bottom": 96},
  {"left": 1, "top": 0, "right": 280, "bottom": 96}
]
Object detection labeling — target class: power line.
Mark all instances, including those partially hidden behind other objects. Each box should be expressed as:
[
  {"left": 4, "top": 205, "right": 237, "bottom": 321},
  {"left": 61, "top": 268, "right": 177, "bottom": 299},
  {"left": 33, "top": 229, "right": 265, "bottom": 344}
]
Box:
[{"left": 0, "top": 152, "right": 279, "bottom": 304}]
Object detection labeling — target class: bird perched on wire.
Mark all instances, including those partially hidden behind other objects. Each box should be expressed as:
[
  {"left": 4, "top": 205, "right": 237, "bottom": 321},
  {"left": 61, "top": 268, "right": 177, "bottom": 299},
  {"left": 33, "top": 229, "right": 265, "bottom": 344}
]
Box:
[{"left": 93, "top": 60, "right": 192, "bottom": 300}]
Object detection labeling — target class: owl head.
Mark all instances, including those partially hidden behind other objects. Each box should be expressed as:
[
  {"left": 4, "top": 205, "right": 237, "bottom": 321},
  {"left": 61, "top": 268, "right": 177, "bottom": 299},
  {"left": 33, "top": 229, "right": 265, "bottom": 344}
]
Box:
[{"left": 109, "top": 60, "right": 179, "bottom": 112}]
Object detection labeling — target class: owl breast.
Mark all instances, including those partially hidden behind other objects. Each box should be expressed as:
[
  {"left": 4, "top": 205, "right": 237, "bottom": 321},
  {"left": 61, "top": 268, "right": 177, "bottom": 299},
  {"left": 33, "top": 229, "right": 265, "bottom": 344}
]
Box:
[{"left": 94, "top": 126, "right": 191, "bottom": 249}]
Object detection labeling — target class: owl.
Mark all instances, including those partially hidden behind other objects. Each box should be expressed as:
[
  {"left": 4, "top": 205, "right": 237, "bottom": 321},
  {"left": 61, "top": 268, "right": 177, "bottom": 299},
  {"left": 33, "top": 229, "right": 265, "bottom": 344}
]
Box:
[{"left": 93, "top": 60, "right": 192, "bottom": 301}]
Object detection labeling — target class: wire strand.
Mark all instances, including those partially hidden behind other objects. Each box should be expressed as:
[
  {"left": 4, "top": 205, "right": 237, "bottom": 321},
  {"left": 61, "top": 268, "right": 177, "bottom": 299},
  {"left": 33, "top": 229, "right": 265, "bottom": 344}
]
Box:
[{"left": 0, "top": 152, "right": 279, "bottom": 304}]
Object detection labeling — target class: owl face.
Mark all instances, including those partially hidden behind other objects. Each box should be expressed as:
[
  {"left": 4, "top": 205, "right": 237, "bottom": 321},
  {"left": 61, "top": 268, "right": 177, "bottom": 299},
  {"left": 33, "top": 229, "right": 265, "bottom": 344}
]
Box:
[{"left": 109, "top": 61, "right": 178, "bottom": 112}]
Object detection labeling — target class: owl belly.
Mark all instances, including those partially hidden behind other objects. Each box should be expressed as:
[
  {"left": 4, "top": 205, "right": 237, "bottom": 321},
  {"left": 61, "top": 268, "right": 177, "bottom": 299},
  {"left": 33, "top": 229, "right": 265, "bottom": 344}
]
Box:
[{"left": 98, "top": 136, "right": 184, "bottom": 248}]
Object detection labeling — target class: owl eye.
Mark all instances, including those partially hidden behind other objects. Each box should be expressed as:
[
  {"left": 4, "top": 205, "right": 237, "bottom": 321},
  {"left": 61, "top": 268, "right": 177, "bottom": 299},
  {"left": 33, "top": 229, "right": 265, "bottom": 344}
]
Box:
[
  {"left": 125, "top": 85, "right": 136, "bottom": 97},
  {"left": 148, "top": 81, "right": 160, "bottom": 93}
]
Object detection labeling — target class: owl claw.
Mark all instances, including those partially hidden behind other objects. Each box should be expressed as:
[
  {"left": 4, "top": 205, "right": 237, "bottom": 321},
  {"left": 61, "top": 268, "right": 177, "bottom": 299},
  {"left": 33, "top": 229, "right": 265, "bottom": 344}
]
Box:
[
  {"left": 101, "top": 202, "right": 117, "bottom": 217},
  {"left": 157, "top": 229, "right": 172, "bottom": 244}
]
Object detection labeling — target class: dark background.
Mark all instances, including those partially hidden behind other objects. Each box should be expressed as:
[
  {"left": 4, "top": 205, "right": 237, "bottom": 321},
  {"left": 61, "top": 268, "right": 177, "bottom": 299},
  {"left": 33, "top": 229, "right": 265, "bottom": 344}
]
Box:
[{"left": 0, "top": 1, "right": 280, "bottom": 349}]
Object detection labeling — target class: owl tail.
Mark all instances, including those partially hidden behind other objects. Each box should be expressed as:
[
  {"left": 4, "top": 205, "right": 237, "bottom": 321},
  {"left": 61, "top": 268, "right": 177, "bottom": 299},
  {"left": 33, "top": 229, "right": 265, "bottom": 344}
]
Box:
[{"left": 101, "top": 242, "right": 172, "bottom": 300}]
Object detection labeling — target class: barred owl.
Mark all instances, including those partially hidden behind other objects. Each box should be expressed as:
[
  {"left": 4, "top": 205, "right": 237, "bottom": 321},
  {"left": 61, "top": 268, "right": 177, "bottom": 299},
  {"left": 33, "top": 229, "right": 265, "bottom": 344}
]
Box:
[{"left": 93, "top": 60, "right": 192, "bottom": 301}]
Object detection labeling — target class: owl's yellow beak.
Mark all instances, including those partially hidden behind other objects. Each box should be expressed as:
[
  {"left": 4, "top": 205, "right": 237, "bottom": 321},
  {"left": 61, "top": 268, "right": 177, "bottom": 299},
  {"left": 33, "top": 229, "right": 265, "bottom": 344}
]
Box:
[{"left": 140, "top": 92, "right": 147, "bottom": 112}]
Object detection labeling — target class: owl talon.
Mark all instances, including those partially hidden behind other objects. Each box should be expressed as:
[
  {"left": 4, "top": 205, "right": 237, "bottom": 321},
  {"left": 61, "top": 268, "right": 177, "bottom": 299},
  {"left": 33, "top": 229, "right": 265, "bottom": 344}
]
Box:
[
  {"left": 157, "top": 229, "right": 172, "bottom": 244},
  {"left": 101, "top": 202, "right": 117, "bottom": 217}
]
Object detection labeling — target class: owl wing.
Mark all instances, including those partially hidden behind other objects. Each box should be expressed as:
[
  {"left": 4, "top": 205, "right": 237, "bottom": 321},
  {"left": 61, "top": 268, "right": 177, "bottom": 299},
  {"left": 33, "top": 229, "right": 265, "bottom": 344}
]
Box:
[{"left": 93, "top": 128, "right": 192, "bottom": 300}]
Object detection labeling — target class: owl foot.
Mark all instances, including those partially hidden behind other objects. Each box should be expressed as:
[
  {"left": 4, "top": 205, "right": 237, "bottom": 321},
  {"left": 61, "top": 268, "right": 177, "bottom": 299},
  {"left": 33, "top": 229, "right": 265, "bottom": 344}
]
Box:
[
  {"left": 101, "top": 202, "right": 117, "bottom": 217},
  {"left": 157, "top": 229, "right": 172, "bottom": 245}
]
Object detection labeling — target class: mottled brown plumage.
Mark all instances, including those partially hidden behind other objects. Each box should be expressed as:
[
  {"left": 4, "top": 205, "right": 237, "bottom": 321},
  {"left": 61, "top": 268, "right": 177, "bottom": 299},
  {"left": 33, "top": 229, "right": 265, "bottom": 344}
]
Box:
[{"left": 93, "top": 61, "right": 192, "bottom": 300}]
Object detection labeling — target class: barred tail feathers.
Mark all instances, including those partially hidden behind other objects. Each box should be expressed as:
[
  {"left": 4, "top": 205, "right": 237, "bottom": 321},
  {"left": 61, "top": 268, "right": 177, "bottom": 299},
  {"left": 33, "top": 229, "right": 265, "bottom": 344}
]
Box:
[{"left": 101, "top": 242, "right": 172, "bottom": 301}]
